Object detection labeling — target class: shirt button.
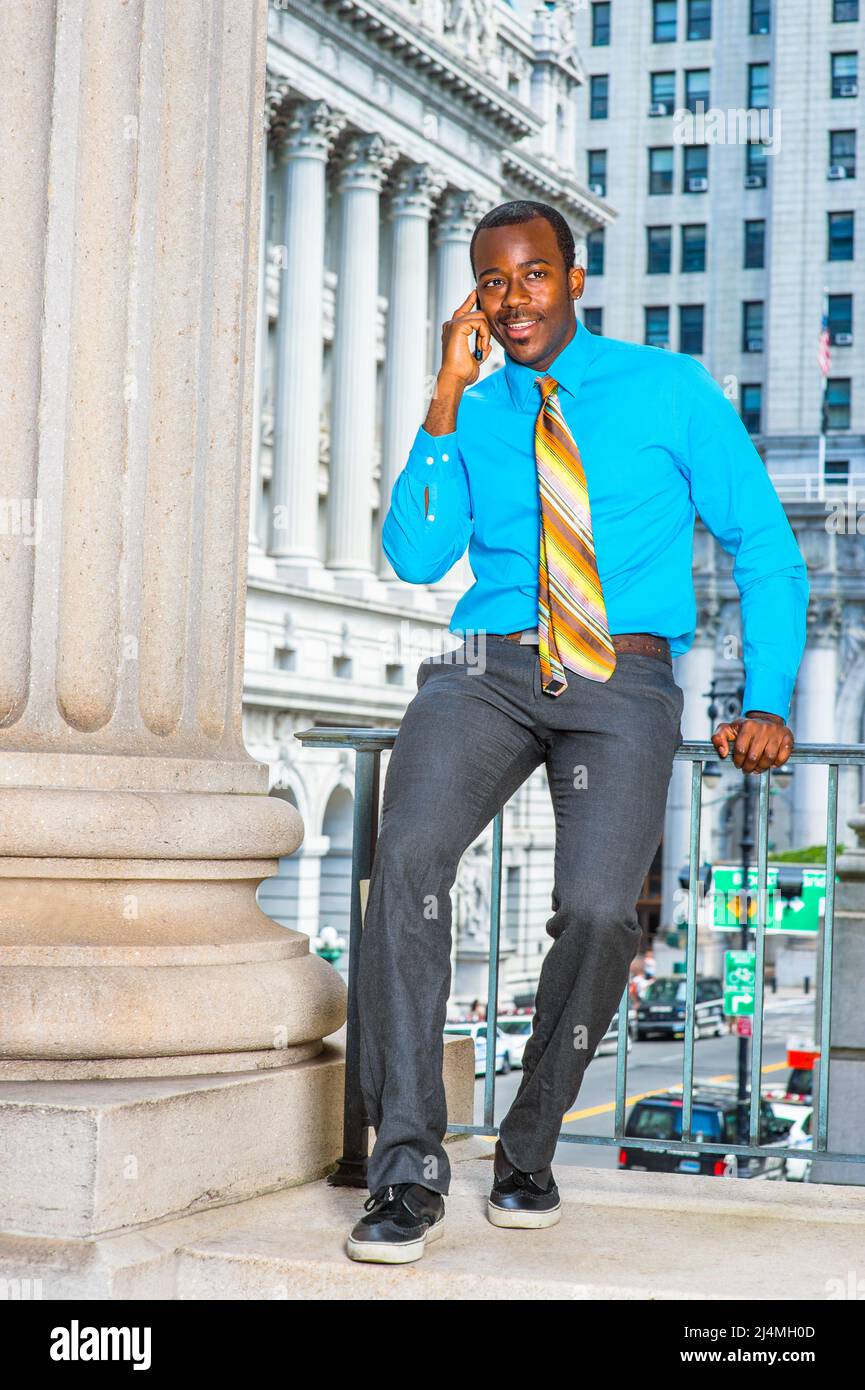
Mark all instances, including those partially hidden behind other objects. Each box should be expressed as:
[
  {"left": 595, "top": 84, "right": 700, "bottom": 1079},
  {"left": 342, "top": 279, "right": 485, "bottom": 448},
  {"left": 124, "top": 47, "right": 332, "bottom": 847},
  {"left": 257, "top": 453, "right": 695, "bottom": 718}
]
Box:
[
  {"left": 427, "top": 513, "right": 436, "bottom": 521},
  {"left": 425, "top": 456, "right": 434, "bottom": 465},
  {"left": 441, "top": 453, "right": 449, "bottom": 462}
]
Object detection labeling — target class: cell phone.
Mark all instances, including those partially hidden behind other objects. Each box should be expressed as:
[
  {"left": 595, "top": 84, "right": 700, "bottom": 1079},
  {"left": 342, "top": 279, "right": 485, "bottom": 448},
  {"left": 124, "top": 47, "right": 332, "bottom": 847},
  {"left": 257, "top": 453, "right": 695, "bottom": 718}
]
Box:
[{"left": 473, "top": 297, "right": 483, "bottom": 361}]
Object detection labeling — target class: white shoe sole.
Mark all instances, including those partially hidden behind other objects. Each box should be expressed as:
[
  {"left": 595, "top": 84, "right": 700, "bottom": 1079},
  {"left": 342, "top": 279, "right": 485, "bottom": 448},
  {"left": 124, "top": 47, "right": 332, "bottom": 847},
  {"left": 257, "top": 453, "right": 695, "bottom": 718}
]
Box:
[
  {"left": 346, "top": 1214, "right": 445, "bottom": 1264},
  {"left": 486, "top": 1200, "right": 562, "bottom": 1229}
]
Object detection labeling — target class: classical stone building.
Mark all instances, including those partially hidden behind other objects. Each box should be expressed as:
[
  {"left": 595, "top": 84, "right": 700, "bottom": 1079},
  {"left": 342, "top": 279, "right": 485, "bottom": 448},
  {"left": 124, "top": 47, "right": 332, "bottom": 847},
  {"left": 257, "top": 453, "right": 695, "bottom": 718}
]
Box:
[
  {"left": 247, "top": 0, "right": 860, "bottom": 996},
  {"left": 247, "top": 0, "right": 617, "bottom": 1002}
]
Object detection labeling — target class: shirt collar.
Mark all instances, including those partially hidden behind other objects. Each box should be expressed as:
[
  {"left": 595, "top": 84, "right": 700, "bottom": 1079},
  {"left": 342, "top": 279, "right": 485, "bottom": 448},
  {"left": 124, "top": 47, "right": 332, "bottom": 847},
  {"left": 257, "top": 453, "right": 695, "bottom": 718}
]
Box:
[{"left": 503, "top": 316, "right": 597, "bottom": 413}]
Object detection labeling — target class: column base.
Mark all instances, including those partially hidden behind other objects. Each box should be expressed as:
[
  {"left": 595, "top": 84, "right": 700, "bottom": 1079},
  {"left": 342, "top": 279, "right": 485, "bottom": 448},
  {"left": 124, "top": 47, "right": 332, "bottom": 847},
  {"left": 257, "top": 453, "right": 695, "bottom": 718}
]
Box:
[{"left": 274, "top": 557, "right": 336, "bottom": 589}]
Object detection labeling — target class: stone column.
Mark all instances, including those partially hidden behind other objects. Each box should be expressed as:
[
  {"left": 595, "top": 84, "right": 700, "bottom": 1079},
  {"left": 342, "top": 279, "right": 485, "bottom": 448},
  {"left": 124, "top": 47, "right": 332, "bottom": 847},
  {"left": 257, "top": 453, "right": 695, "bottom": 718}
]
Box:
[
  {"left": 662, "top": 605, "right": 721, "bottom": 957},
  {"left": 0, "top": 0, "right": 345, "bottom": 1250},
  {"left": 377, "top": 163, "right": 446, "bottom": 586},
  {"left": 326, "top": 132, "right": 399, "bottom": 597},
  {"left": 792, "top": 600, "right": 840, "bottom": 849},
  {"left": 270, "top": 98, "right": 346, "bottom": 580},
  {"left": 429, "top": 190, "right": 491, "bottom": 598},
  {"left": 248, "top": 130, "right": 270, "bottom": 572}
]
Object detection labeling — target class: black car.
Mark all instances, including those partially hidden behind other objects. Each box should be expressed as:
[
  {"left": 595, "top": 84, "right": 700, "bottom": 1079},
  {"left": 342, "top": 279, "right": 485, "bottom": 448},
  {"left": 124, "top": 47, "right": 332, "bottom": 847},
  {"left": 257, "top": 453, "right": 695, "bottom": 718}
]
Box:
[
  {"left": 619, "top": 1087, "right": 792, "bottom": 1178},
  {"left": 636, "top": 975, "right": 725, "bottom": 1040}
]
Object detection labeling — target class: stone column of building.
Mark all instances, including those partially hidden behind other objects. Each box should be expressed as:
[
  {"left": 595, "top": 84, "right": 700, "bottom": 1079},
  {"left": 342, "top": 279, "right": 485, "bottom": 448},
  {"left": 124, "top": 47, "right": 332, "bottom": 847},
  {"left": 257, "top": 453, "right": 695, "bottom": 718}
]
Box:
[
  {"left": 378, "top": 163, "right": 447, "bottom": 594},
  {"left": 248, "top": 126, "right": 272, "bottom": 572},
  {"left": 0, "top": 0, "right": 345, "bottom": 1245},
  {"left": 662, "top": 606, "right": 721, "bottom": 968},
  {"left": 326, "top": 131, "right": 399, "bottom": 596},
  {"left": 428, "top": 189, "right": 491, "bottom": 601},
  {"left": 791, "top": 600, "right": 841, "bottom": 849},
  {"left": 270, "top": 98, "right": 347, "bottom": 579}
]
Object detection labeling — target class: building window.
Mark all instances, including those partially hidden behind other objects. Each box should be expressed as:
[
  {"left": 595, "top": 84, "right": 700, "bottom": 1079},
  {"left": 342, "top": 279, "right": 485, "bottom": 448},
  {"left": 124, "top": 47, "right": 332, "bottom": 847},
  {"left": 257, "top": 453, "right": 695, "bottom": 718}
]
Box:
[
  {"left": 680, "top": 305, "right": 705, "bottom": 354},
  {"left": 683, "top": 144, "right": 708, "bottom": 192},
  {"left": 748, "top": 63, "right": 770, "bottom": 109},
  {"left": 587, "top": 228, "right": 605, "bottom": 275},
  {"left": 827, "top": 294, "right": 853, "bottom": 343},
  {"left": 742, "top": 301, "right": 764, "bottom": 352},
  {"left": 584, "top": 306, "right": 604, "bottom": 335},
  {"left": 832, "top": 53, "right": 859, "bottom": 99},
  {"left": 685, "top": 69, "right": 711, "bottom": 113},
  {"left": 588, "top": 149, "right": 607, "bottom": 197},
  {"left": 741, "top": 384, "right": 763, "bottom": 433},
  {"left": 687, "top": 0, "right": 712, "bottom": 40},
  {"left": 645, "top": 306, "right": 670, "bottom": 348},
  {"left": 829, "top": 129, "right": 857, "bottom": 178},
  {"left": 826, "top": 378, "right": 851, "bottom": 430},
  {"left": 750, "top": 0, "right": 771, "bottom": 35},
  {"left": 592, "top": 1, "right": 611, "bottom": 45},
  {"left": 647, "top": 226, "right": 672, "bottom": 273},
  {"left": 681, "top": 224, "right": 707, "bottom": 272},
  {"left": 826, "top": 458, "right": 850, "bottom": 485},
  {"left": 590, "top": 74, "right": 609, "bottom": 119},
  {"left": 649, "top": 146, "right": 674, "bottom": 195},
  {"left": 744, "top": 219, "right": 766, "bottom": 268},
  {"left": 745, "top": 141, "right": 768, "bottom": 185},
  {"left": 653, "top": 1, "right": 677, "bottom": 42},
  {"left": 828, "top": 210, "right": 855, "bottom": 260},
  {"left": 833, "top": 0, "right": 859, "bottom": 21},
  {"left": 650, "top": 71, "right": 676, "bottom": 115}
]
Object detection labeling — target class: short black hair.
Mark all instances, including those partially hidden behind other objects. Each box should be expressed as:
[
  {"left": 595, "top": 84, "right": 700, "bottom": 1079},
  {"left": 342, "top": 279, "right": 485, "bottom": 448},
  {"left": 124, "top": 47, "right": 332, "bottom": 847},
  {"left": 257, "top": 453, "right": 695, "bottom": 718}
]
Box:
[{"left": 469, "top": 200, "right": 576, "bottom": 279}]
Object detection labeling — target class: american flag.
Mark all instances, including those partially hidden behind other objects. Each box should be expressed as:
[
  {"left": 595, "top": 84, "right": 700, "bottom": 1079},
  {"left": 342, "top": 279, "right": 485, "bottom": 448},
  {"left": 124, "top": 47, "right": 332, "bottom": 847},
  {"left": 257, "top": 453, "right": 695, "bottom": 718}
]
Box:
[{"left": 818, "top": 308, "right": 832, "bottom": 377}]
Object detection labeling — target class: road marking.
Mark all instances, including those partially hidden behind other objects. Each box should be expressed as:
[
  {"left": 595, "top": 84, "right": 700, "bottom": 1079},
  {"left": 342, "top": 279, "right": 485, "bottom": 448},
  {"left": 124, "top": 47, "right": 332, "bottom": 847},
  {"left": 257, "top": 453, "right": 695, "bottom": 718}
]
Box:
[{"left": 560, "top": 1060, "right": 788, "bottom": 1124}]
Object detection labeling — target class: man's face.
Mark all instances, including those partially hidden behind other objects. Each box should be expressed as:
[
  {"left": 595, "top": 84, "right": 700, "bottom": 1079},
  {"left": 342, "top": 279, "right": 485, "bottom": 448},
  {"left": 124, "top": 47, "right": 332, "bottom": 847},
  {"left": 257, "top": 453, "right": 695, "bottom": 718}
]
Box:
[{"left": 473, "top": 216, "right": 584, "bottom": 368}]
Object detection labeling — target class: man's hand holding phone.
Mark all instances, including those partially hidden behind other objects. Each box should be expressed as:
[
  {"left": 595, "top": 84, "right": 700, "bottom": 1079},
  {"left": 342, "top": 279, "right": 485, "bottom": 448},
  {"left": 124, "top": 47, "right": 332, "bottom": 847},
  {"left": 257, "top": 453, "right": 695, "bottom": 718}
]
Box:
[{"left": 425, "top": 289, "right": 493, "bottom": 436}]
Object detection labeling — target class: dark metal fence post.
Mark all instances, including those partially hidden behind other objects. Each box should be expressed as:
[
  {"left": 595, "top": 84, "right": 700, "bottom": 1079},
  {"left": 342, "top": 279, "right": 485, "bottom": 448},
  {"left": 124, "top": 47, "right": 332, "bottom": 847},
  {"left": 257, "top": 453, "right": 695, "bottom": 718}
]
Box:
[{"left": 326, "top": 746, "right": 381, "bottom": 1187}]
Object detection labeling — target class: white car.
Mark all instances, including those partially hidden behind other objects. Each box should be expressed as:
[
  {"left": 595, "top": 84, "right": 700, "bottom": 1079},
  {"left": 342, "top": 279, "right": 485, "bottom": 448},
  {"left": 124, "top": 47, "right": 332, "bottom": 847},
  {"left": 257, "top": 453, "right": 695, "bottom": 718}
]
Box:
[
  {"left": 496, "top": 1015, "right": 534, "bottom": 1068},
  {"left": 443, "top": 1022, "right": 513, "bottom": 1076},
  {"left": 784, "top": 1107, "right": 813, "bottom": 1182}
]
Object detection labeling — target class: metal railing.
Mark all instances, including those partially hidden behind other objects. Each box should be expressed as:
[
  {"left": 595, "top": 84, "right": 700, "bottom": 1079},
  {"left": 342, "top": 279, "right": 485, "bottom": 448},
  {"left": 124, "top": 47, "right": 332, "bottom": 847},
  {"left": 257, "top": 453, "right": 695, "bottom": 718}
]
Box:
[
  {"left": 294, "top": 727, "right": 865, "bottom": 1185},
  {"left": 769, "top": 471, "right": 865, "bottom": 502}
]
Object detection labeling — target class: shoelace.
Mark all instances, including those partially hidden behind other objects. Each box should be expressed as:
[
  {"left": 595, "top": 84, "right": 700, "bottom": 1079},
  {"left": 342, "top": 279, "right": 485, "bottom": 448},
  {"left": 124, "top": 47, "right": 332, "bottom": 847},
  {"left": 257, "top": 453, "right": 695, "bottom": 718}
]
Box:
[{"left": 363, "top": 1183, "right": 408, "bottom": 1213}]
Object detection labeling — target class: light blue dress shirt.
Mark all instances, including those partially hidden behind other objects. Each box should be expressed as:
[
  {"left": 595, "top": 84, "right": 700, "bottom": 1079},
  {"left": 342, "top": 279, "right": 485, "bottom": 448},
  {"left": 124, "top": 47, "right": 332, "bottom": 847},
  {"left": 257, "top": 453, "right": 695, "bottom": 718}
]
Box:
[{"left": 382, "top": 317, "right": 809, "bottom": 722}]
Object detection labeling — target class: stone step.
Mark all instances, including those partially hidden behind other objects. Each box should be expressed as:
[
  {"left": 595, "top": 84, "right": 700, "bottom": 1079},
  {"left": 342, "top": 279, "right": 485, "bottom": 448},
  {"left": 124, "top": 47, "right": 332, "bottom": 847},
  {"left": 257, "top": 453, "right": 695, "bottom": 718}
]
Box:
[{"left": 172, "top": 1138, "right": 865, "bottom": 1301}]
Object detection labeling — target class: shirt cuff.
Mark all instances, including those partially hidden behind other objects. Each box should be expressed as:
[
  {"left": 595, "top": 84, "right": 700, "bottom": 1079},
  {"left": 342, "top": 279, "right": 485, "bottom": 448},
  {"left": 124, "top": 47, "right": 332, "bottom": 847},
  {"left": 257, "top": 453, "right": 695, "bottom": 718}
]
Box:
[
  {"left": 742, "top": 667, "right": 793, "bottom": 725},
  {"left": 405, "top": 426, "right": 463, "bottom": 482}
]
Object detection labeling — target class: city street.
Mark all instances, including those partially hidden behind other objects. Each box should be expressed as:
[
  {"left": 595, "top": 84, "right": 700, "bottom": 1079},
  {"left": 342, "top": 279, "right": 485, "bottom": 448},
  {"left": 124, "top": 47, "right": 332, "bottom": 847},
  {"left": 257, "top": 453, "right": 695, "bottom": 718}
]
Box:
[{"left": 475, "top": 995, "right": 816, "bottom": 1170}]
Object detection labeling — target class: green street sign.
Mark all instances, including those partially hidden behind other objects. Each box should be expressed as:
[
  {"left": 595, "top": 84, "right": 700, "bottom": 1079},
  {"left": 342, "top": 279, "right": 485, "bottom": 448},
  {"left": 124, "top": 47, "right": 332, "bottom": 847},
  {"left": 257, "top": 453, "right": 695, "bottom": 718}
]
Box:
[
  {"left": 710, "top": 863, "right": 831, "bottom": 935},
  {"left": 724, "top": 950, "right": 755, "bottom": 1017}
]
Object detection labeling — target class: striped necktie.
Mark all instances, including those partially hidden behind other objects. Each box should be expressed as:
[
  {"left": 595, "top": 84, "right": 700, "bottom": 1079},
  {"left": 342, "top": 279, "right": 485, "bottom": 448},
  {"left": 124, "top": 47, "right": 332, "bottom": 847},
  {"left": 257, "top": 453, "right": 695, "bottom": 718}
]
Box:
[{"left": 533, "top": 373, "right": 616, "bottom": 696}]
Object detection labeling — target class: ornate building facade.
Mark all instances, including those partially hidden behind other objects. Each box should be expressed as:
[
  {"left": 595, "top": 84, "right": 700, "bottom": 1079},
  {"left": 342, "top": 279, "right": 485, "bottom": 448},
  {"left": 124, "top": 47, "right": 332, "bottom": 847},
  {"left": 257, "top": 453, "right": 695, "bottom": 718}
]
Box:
[{"left": 243, "top": 0, "right": 855, "bottom": 998}]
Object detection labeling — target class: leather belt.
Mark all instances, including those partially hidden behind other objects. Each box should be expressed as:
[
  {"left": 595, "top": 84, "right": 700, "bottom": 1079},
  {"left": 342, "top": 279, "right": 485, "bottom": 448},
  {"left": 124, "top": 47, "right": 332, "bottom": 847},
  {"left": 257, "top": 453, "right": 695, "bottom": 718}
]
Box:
[{"left": 492, "top": 630, "right": 672, "bottom": 666}]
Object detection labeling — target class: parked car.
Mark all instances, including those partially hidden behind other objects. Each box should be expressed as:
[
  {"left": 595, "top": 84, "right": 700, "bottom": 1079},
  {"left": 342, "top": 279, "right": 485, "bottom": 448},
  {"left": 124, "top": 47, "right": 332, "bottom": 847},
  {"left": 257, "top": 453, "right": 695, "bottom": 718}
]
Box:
[
  {"left": 783, "top": 1107, "right": 813, "bottom": 1182},
  {"left": 496, "top": 1014, "right": 534, "bottom": 1068},
  {"left": 443, "top": 1022, "right": 512, "bottom": 1076},
  {"left": 762, "top": 1041, "right": 818, "bottom": 1109},
  {"left": 619, "top": 1087, "right": 791, "bottom": 1178},
  {"left": 594, "top": 1007, "right": 637, "bottom": 1055},
  {"left": 635, "top": 976, "right": 725, "bottom": 1040}
]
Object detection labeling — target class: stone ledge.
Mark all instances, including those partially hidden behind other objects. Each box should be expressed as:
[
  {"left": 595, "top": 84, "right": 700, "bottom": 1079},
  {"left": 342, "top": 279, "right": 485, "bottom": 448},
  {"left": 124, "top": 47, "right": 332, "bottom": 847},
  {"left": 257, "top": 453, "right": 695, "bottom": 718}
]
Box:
[
  {"left": 0, "top": 1035, "right": 474, "bottom": 1245},
  {"left": 3, "top": 1131, "right": 864, "bottom": 1299}
]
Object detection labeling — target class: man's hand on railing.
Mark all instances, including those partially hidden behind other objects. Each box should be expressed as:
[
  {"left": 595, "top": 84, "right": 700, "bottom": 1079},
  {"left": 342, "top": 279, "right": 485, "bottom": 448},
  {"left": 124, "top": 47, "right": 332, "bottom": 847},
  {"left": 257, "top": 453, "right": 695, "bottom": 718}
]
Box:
[{"left": 711, "top": 710, "right": 794, "bottom": 774}]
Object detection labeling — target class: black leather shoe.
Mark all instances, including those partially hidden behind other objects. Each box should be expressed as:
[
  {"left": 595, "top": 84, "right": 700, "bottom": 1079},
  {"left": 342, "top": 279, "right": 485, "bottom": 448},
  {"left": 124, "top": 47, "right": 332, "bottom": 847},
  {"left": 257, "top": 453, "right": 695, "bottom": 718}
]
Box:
[
  {"left": 487, "top": 1139, "right": 562, "bottom": 1228},
  {"left": 346, "top": 1182, "right": 445, "bottom": 1263}
]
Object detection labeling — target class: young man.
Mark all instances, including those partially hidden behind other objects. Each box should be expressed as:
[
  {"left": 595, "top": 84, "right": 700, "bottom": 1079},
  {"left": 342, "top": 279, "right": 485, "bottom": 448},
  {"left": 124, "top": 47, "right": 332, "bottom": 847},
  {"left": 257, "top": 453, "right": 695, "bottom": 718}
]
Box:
[{"left": 345, "top": 200, "right": 809, "bottom": 1264}]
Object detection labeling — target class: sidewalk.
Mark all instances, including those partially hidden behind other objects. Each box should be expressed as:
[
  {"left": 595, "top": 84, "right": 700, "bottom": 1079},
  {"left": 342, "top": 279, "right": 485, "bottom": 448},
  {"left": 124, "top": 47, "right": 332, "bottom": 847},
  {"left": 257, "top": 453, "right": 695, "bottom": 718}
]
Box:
[{"left": 7, "top": 1135, "right": 863, "bottom": 1299}]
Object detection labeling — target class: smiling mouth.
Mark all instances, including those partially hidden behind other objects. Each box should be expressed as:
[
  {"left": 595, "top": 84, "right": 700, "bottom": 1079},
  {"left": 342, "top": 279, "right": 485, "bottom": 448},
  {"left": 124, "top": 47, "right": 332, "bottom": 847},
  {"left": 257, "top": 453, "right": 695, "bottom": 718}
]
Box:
[{"left": 501, "top": 318, "right": 541, "bottom": 339}]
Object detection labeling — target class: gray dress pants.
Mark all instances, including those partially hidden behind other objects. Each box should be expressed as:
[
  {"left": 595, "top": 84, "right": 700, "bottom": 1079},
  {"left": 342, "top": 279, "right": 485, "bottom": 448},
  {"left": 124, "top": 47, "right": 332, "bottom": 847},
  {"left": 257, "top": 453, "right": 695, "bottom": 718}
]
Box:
[{"left": 356, "top": 634, "right": 685, "bottom": 1195}]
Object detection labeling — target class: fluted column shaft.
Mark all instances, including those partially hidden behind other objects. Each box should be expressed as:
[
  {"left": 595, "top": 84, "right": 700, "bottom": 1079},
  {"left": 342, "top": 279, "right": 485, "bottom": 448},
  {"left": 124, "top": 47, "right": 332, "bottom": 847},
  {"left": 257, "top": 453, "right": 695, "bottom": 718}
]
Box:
[
  {"left": 430, "top": 190, "right": 490, "bottom": 595},
  {"left": 270, "top": 99, "right": 345, "bottom": 565},
  {"left": 792, "top": 605, "right": 839, "bottom": 849},
  {"left": 327, "top": 132, "right": 399, "bottom": 580},
  {"left": 0, "top": 0, "right": 344, "bottom": 1068},
  {"left": 377, "top": 163, "right": 446, "bottom": 580}
]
